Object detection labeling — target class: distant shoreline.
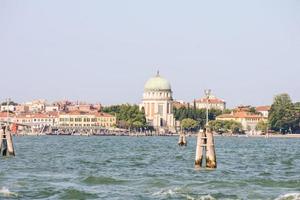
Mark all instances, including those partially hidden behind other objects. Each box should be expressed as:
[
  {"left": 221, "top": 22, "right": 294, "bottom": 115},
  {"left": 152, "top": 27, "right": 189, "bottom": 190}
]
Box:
[
  {"left": 13, "top": 133, "right": 300, "bottom": 138},
  {"left": 215, "top": 134, "right": 300, "bottom": 139}
]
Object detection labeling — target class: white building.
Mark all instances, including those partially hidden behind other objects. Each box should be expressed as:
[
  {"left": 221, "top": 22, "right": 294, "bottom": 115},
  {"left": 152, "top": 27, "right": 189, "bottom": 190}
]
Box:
[
  {"left": 0, "top": 104, "right": 17, "bottom": 112},
  {"left": 194, "top": 94, "right": 226, "bottom": 111},
  {"left": 45, "top": 105, "right": 59, "bottom": 112},
  {"left": 256, "top": 106, "right": 271, "bottom": 118},
  {"left": 25, "top": 99, "right": 46, "bottom": 113},
  {"left": 15, "top": 113, "right": 58, "bottom": 129},
  {"left": 140, "top": 72, "right": 175, "bottom": 132}
]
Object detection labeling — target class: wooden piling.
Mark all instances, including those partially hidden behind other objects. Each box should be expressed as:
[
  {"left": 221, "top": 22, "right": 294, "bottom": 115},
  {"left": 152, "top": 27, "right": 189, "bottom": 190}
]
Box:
[
  {"left": 195, "top": 130, "right": 205, "bottom": 168},
  {"left": 205, "top": 129, "right": 216, "bottom": 169},
  {"left": 195, "top": 128, "right": 217, "bottom": 169},
  {"left": 6, "top": 128, "right": 15, "bottom": 156},
  {"left": 0, "top": 127, "right": 3, "bottom": 152},
  {"left": 178, "top": 131, "right": 187, "bottom": 146},
  {"left": 182, "top": 134, "right": 187, "bottom": 146},
  {"left": 0, "top": 126, "right": 15, "bottom": 157}
]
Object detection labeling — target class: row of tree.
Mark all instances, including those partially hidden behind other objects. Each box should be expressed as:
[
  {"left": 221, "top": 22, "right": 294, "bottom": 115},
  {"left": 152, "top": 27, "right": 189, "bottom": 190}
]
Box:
[
  {"left": 102, "top": 104, "right": 148, "bottom": 130},
  {"left": 208, "top": 120, "right": 243, "bottom": 134},
  {"left": 103, "top": 105, "right": 226, "bottom": 132},
  {"left": 174, "top": 107, "right": 223, "bottom": 129},
  {"left": 269, "top": 93, "right": 300, "bottom": 133}
]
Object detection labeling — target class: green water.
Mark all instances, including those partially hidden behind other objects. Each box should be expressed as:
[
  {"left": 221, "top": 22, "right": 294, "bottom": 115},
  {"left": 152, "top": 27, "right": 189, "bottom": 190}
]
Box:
[{"left": 1, "top": 136, "right": 300, "bottom": 200}]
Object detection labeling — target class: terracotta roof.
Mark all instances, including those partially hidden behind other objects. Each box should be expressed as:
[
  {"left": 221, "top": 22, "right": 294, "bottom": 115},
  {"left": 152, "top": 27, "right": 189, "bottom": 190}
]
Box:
[
  {"left": 16, "top": 113, "right": 57, "bottom": 119},
  {"left": 45, "top": 111, "right": 59, "bottom": 117},
  {"left": 217, "top": 111, "right": 264, "bottom": 119},
  {"left": 60, "top": 111, "right": 92, "bottom": 116},
  {"left": 0, "top": 112, "right": 15, "bottom": 117},
  {"left": 256, "top": 106, "right": 271, "bottom": 112},
  {"left": 217, "top": 114, "right": 233, "bottom": 118}
]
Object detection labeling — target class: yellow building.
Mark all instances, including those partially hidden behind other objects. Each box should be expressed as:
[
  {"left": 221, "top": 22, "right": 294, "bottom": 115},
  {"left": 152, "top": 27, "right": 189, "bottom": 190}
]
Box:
[
  {"left": 95, "top": 112, "right": 116, "bottom": 127},
  {"left": 59, "top": 111, "right": 96, "bottom": 127},
  {"left": 216, "top": 107, "right": 267, "bottom": 134},
  {"left": 58, "top": 111, "right": 116, "bottom": 128}
]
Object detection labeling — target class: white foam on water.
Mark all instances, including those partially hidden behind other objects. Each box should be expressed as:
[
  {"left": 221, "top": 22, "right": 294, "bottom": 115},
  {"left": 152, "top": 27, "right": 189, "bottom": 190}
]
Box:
[
  {"left": 0, "top": 187, "right": 18, "bottom": 197},
  {"left": 153, "top": 188, "right": 176, "bottom": 196},
  {"left": 153, "top": 188, "right": 215, "bottom": 200},
  {"left": 186, "top": 194, "right": 216, "bottom": 200},
  {"left": 275, "top": 193, "right": 300, "bottom": 200}
]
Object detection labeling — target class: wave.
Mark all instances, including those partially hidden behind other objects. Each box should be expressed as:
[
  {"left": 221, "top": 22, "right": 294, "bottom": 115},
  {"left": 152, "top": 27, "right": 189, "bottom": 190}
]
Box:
[
  {"left": 60, "top": 188, "right": 98, "bottom": 199},
  {"left": 153, "top": 188, "right": 216, "bottom": 200},
  {"left": 275, "top": 193, "right": 300, "bottom": 200},
  {"left": 82, "top": 176, "right": 127, "bottom": 185},
  {"left": 0, "top": 187, "right": 18, "bottom": 197}
]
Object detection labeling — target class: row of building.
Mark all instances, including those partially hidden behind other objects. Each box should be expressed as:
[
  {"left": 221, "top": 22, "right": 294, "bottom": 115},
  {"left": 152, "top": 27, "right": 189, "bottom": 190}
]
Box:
[
  {"left": 1, "top": 99, "right": 102, "bottom": 114},
  {"left": 1, "top": 72, "right": 271, "bottom": 135},
  {"left": 0, "top": 100, "right": 116, "bottom": 133},
  {"left": 140, "top": 72, "right": 270, "bottom": 134}
]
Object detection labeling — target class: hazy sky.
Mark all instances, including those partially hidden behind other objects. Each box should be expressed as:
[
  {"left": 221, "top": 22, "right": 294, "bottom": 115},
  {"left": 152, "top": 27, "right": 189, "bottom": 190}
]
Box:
[{"left": 0, "top": 0, "right": 299, "bottom": 107}]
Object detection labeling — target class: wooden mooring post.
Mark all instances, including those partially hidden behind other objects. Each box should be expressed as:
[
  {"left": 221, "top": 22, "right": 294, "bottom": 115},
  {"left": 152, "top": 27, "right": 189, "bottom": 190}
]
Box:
[
  {"left": 195, "top": 128, "right": 216, "bottom": 169},
  {"left": 0, "top": 126, "right": 15, "bottom": 157},
  {"left": 178, "top": 131, "right": 187, "bottom": 146}
]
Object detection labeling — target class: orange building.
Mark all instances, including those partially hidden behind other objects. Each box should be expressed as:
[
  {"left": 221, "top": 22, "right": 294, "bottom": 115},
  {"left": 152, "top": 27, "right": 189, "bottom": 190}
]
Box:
[{"left": 216, "top": 107, "right": 267, "bottom": 134}]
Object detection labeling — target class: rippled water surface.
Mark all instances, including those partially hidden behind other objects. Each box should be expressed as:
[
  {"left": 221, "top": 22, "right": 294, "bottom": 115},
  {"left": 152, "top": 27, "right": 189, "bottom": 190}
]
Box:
[{"left": 1, "top": 136, "right": 300, "bottom": 200}]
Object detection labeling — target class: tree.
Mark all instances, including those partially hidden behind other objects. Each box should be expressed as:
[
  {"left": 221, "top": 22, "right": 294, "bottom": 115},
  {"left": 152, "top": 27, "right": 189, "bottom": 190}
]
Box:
[
  {"left": 249, "top": 107, "right": 259, "bottom": 114},
  {"left": 269, "top": 94, "right": 297, "bottom": 133},
  {"left": 229, "top": 121, "right": 243, "bottom": 133},
  {"left": 181, "top": 118, "right": 199, "bottom": 132},
  {"left": 209, "top": 120, "right": 243, "bottom": 134},
  {"left": 256, "top": 121, "right": 268, "bottom": 134},
  {"left": 174, "top": 107, "right": 222, "bottom": 129},
  {"left": 102, "top": 104, "right": 147, "bottom": 130},
  {"left": 1, "top": 101, "right": 18, "bottom": 106},
  {"left": 222, "top": 109, "right": 232, "bottom": 114},
  {"left": 209, "top": 120, "right": 226, "bottom": 133}
]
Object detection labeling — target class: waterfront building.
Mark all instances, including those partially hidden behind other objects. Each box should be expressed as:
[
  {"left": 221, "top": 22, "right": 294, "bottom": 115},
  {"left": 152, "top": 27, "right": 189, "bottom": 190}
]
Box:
[
  {"left": 0, "top": 112, "right": 15, "bottom": 124},
  {"left": 216, "top": 106, "right": 267, "bottom": 134},
  {"left": 194, "top": 94, "right": 226, "bottom": 111},
  {"left": 140, "top": 72, "right": 175, "bottom": 132},
  {"left": 58, "top": 111, "right": 116, "bottom": 128},
  {"left": 256, "top": 106, "right": 271, "bottom": 118},
  {"left": 95, "top": 112, "right": 116, "bottom": 127},
  {"left": 15, "top": 113, "right": 58, "bottom": 130},
  {"left": 58, "top": 111, "right": 96, "bottom": 127}
]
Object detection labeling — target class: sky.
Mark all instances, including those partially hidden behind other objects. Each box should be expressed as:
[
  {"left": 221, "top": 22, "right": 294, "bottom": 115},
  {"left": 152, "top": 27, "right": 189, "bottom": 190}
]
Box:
[{"left": 0, "top": 0, "right": 299, "bottom": 108}]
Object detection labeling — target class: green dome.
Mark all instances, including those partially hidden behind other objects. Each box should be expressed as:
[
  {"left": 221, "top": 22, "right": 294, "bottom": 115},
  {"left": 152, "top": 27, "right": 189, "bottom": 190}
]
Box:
[{"left": 144, "top": 73, "right": 171, "bottom": 91}]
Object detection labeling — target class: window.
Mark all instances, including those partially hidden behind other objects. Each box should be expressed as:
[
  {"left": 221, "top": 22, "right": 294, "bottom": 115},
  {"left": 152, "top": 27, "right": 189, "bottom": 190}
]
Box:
[{"left": 158, "top": 104, "right": 163, "bottom": 115}]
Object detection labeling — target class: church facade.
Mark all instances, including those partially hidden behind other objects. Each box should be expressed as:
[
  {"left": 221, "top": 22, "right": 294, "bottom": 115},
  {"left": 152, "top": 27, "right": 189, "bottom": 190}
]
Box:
[{"left": 140, "top": 72, "right": 176, "bottom": 132}]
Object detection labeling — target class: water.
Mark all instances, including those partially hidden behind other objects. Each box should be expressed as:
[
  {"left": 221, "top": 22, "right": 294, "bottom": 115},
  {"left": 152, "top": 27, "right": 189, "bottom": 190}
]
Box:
[{"left": 1, "top": 136, "right": 300, "bottom": 200}]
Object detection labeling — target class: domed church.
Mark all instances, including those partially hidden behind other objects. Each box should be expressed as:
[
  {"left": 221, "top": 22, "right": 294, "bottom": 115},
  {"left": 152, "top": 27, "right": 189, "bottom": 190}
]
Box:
[{"left": 140, "top": 72, "right": 176, "bottom": 132}]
